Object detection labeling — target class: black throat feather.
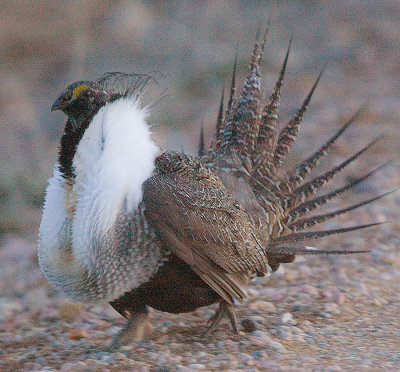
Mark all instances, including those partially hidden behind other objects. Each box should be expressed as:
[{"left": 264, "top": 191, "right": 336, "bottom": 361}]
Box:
[{"left": 58, "top": 94, "right": 121, "bottom": 180}]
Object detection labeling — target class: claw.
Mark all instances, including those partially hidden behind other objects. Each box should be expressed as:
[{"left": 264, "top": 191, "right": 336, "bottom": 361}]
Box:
[
  {"left": 202, "top": 301, "right": 238, "bottom": 336},
  {"left": 107, "top": 308, "right": 152, "bottom": 351}
]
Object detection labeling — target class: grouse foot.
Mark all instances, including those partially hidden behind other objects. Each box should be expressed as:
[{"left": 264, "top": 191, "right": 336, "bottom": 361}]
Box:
[
  {"left": 202, "top": 301, "right": 238, "bottom": 336},
  {"left": 108, "top": 308, "right": 153, "bottom": 350}
]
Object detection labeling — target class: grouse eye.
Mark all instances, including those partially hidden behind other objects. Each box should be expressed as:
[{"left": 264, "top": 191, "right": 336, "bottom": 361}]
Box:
[{"left": 63, "top": 91, "right": 73, "bottom": 102}]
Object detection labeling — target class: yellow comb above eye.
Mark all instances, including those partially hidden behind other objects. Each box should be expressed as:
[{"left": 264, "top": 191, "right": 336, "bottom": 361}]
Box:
[{"left": 72, "top": 84, "right": 89, "bottom": 97}]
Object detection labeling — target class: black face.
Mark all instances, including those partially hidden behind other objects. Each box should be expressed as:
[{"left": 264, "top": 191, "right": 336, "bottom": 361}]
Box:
[{"left": 51, "top": 81, "right": 102, "bottom": 120}]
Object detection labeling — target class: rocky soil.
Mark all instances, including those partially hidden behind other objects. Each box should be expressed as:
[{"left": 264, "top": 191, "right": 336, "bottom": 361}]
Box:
[{"left": 1, "top": 208, "right": 400, "bottom": 371}]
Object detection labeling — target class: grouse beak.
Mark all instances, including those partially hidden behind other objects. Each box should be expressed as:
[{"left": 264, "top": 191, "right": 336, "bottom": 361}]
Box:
[
  {"left": 51, "top": 100, "right": 61, "bottom": 112},
  {"left": 51, "top": 90, "right": 70, "bottom": 112}
]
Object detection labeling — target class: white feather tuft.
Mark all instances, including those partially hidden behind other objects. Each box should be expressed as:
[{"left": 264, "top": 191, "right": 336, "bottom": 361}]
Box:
[
  {"left": 38, "top": 167, "right": 71, "bottom": 271},
  {"left": 71, "top": 98, "right": 159, "bottom": 267}
]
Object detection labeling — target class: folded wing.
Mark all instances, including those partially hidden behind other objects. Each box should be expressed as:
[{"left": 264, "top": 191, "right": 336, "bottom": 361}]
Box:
[{"left": 142, "top": 151, "right": 270, "bottom": 304}]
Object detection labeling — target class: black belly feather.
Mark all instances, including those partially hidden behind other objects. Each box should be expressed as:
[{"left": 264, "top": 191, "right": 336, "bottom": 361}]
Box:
[{"left": 110, "top": 254, "right": 220, "bottom": 316}]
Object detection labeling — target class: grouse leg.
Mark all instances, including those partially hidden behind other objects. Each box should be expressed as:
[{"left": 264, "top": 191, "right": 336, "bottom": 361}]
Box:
[
  {"left": 108, "top": 305, "right": 152, "bottom": 350},
  {"left": 202, "top": 301, "right": 238, "bottom": 336}
]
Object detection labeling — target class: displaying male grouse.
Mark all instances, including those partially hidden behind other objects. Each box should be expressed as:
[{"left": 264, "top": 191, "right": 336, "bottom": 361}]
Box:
[{"left": 38, "top": 30, "right": 392, "bottom": 348}]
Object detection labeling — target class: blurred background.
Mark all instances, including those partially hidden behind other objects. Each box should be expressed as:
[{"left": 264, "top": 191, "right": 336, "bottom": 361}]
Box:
[{"left": 0, "top": 0, "right": 399, "bottom": 237}]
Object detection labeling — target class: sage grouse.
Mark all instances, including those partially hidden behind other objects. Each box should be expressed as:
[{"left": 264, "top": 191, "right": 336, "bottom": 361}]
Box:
[{"left": 39, "top": 31, "right": 390, "bottom": 347}]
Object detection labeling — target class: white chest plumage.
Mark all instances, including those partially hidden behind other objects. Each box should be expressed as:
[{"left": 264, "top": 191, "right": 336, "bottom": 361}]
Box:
[{"left": 38, "top": 98, "right": 162, "bottom": 303}]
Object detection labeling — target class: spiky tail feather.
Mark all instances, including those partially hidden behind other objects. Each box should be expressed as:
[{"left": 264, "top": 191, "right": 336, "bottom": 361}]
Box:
[
  {"left": 271, "top": 222, "right": 384, "bottom": 245},
  {"left": 281, "top": 107, "right": 365, "bottom": 195},
  {"left": 219, "top": 30, "right": 269, "bottom": 172},
  {"left": 253, "top": 37, "right": 292, "bottom": 173},
  {"left": 267, "top": 246, "right": 370, "bottom": 255},
  {"left": 288, "top": 188, "right": 398, "bottom": 232},
  {"left": 273, "top": 67, "right": 325, "bottom": 170},
  {"left": 284, "top": 136, "right": 383, "bottom": 210},
  {"left": 285, "top": 158, "right": 396, "bottom": 223},
  {"left": 198, "top": 123, "right": 205, "bottom": 157},
  {"left": 204, "top": 31, "right": 388, "bottom": 260}
]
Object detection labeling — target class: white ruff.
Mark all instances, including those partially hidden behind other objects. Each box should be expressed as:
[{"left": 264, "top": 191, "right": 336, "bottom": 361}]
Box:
[
  {"left": 71, "top": 98, "right": 159, "bottom": 267},
  {"left": 38, "top": 98, "right": 161, "bottom": 302}
]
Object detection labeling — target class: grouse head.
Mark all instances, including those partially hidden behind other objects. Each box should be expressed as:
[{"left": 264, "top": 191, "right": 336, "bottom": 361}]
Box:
[
  {"left": 53, "top": 74, "right": 156, "bottom": 181},
  {"left": 51, "top": 81, "right": 115, "bottom": 123}
]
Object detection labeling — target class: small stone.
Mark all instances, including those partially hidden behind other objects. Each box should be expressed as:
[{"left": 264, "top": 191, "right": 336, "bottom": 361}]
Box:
[
  {"left": 94, "top": 319, "right": 112, "bottom": 330},
  {"left": 264, "top": 340, "right": 287, "bottom": 353},
  {"left": 314, "top": 310, "right": 331, "bottom": 318},
  {"left": 69, "top": 328, "right": 88, "bottom": 340},
  {"left": 59, "top": 301, "right": 85, "bottom": 322},
  {"left": 280, "top": 312, "right": 296, "bottom": 325},
  {"left": 373, "top": 297, "right": 388, "bottom": 307},
  {"left": 187, "top": 364, "right": 206, "bottom": 370},
  {"left": 275, "top": 328, "right": 293, "bottom": 341},
  {"left": 0, "top": 299, "right": 22, "bottom": 317},
  {"left": 292, "top": 304, "right": 311, "bottom": 312},
  {"left": 251, "top": 330, "right": 272, "bottom": 339},
  {"left": 327, "top": 365, "right": 343, "bottom": 371},
  {"left": 284, "top": 270, "right": 297, "bottom": 281},
  {"left": 241, "top": 318, "right": 257, "bottom": 333},
  {"left": 249, "top": 336, "right": 268, "bottom": 347},
  {"left": 323, "top": 303, "right": 340, "bottom": 314},
  {"left": 249, "top": 300, "right": 276, "bottom": 312},
  {"left": 175, "top": 365, "right": 191, "bottom": 372},
  {"left": 238, "top": 352, "right": 253, "bottom": 365},
  {"left": 333, "top": 293, "right": 346, "bottom": 304}
]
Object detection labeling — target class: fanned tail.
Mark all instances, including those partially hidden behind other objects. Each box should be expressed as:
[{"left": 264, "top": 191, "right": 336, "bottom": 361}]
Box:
[{"left": 204, "top": 31, "right": 390, "bottom": 266}]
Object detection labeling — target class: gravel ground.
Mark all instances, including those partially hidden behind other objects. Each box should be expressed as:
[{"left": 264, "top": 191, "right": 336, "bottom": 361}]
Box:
[
  {"left": 1, "top": 208, "right": 400, "bottom": 371},
  {"left": 1, "top": 1, "right": 400, "bottom": 371}
]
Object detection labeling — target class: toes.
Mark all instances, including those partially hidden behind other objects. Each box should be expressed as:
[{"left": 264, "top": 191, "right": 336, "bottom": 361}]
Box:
[{"left": 107, "top": 311, "right": 152, "bottom": 350}]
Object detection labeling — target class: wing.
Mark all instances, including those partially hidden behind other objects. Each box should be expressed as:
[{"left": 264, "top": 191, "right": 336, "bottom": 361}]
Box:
[{"left": 142, "top": 151, "right": 270, "bottom": 303}]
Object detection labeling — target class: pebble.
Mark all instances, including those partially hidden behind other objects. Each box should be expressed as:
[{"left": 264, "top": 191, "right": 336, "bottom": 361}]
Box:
[
  {"left": 175, "top": 365, "right": 191, "bottom": 372},
  {"left": 249, "top": 300, "right": 276, "bottom": 312},
  {"left": 58, "top": 301, "right": 85, "bottom": 322},
  {"left": 0, "top": 298, "right": 22, "bottom": 318},
  {"left": 94, "top": 319, "right": 112, "bottom": 330},
  {"left": 323, "top": 303, "right": 341, "bottom": 314},
  {"left": 187, "top": 363, "right": 207, "bottom": 370},
  {"left": 238, "top": 352, "right": 254, "bottom": 365},
  {"left": 280, "top": 312, "right": 296, "bottom": 325},
  {"left": 69, "top": 328, "right": 88, "bottom": 340},
  {"left": 241, "top": 318, "right": 257, "bottom": 333},
  {"left": 373, "top": 297, "right": 388, "bottom": 307},
  {"left": 39, "top": 308, "right": 59, "bottom": 321},
  {"left": 275, "top": 327, "right": 293, "bottom": 341},
  {"left": 250, "top": 330, "right": 287, "bottom": 352}
]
